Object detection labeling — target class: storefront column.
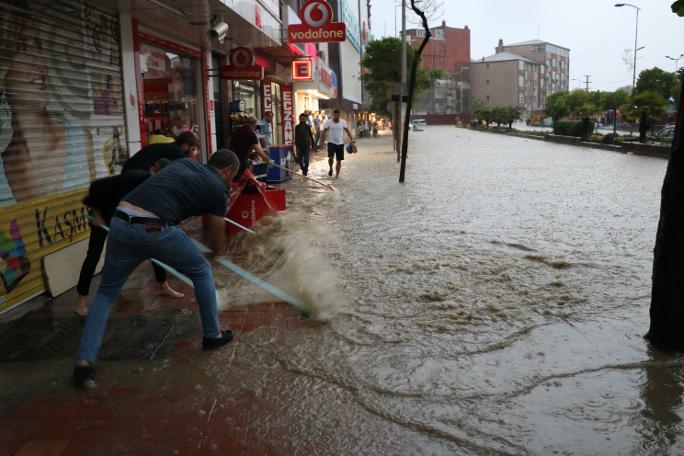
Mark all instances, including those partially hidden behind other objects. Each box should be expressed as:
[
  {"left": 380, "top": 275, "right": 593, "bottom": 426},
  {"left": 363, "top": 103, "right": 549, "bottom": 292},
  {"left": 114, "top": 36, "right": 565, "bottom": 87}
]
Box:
[
  {"left": 119, "top": 13, "right": 142, "bottom": 155},
  {"left": 203, "top": 50, "right": 215, "bottom": 158}
]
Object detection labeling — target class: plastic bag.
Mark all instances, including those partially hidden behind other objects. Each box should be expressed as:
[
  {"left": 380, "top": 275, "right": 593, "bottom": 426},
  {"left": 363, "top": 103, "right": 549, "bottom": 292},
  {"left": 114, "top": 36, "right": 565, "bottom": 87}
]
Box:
[{"left": 346, "top": 142, "right": 357, "bottom": 154}]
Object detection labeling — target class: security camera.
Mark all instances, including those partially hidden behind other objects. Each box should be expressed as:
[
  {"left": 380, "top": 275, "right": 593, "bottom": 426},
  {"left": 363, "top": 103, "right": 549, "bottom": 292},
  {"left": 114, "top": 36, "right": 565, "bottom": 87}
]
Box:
[{"left": 208, "top": 21, "right": 229, "bottom": 43}]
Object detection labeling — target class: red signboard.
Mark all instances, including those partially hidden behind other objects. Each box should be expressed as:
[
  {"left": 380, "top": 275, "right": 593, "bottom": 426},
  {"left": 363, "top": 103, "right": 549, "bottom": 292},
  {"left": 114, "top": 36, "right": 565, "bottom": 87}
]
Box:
[
  {"left": 219, "top": 47, "right": 264, "bottom": 80},
  {"left": 292, "top": 60, "right": 313, "bottom": 81},
  {"left": 281, "top": 84, "right": 294, "bottom": 145},
  {"left": 263, "top": 82, "right": 272, "bottom": 113},
  {"left": 288, "top": 0, "right": 346, "bottom": 43}
]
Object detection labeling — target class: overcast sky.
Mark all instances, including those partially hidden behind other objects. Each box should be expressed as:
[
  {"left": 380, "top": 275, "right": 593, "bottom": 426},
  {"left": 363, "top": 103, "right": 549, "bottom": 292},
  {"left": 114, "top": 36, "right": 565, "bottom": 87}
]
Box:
[{"left": 370, "top": 0, "right": 684, "bottom": 91}]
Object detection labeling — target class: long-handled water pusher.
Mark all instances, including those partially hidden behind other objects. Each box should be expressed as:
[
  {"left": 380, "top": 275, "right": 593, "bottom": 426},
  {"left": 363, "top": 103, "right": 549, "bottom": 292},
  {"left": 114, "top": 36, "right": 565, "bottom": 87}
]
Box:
[
  {"left": 223, "top": 217, "right": 255, "bottom": 235},
  {"left": 87, "top": 216, "right": 313, "bottom": 317},
  {"left": 269, "top": 162, "right": 335, "bottom": 192}
]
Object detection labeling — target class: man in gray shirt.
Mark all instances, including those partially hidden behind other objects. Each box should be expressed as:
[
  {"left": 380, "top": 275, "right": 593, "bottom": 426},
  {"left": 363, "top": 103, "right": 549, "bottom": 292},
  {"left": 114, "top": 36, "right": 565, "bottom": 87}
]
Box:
[{"left": 74, "top": 150, "right": 240, "bottom": 389}]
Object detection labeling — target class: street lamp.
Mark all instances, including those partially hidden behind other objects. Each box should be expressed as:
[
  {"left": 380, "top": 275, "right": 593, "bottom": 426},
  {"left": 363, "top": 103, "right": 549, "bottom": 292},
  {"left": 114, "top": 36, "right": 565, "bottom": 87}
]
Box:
[
  {"left": 666, "top": 53, "right": 684, "bottom": 72},
  {"left": 615, "top": 3, "right": 641, "bottom": 94}
]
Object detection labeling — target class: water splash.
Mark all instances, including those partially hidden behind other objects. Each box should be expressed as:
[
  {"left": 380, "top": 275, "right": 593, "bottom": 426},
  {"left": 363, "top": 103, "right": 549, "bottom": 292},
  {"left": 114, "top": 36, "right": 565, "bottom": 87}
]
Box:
[{"left": 215, "top": 210, "right": 346, "bottom": 319}]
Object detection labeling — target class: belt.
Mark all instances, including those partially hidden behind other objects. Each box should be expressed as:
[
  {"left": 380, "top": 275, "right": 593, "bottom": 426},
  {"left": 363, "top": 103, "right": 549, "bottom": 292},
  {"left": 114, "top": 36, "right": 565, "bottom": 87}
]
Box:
[{"left": 113, "top": 210, "right": 173, "bottom": 226}]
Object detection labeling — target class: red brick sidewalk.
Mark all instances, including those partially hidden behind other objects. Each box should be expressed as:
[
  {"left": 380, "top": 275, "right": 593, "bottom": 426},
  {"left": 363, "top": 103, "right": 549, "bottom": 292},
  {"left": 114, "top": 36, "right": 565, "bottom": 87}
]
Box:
[{"left": 0, "top": 270, "right": 309, "bottom": 455}]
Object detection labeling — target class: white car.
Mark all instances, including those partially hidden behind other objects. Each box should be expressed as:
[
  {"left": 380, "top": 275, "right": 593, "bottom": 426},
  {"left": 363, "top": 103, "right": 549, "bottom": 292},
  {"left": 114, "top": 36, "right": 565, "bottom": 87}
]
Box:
[{"left": 410, "top": 119, "right": 427, "bottom": 130}]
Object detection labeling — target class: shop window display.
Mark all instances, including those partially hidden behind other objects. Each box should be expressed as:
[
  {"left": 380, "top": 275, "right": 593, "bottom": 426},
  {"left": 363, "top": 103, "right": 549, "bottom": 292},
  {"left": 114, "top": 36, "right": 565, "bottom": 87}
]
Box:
[{"left": 140, "top": 44, "right": 200, "bottom": 142}]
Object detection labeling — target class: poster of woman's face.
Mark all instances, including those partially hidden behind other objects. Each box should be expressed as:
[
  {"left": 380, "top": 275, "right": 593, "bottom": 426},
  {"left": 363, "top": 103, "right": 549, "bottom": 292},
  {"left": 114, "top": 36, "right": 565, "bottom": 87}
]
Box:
[{"left": 0, "top": 0, "right": 126, "bottom": 206}]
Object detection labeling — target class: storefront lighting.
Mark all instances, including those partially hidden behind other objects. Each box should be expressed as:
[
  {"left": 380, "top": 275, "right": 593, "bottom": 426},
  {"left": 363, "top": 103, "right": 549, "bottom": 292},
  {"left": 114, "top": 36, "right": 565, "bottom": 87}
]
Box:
[
  {"left": 306, "top": 89, "right": 330, "bottom": 100},
  {"left": 292, "top": 59, "right": 313, "bottom": 81}
]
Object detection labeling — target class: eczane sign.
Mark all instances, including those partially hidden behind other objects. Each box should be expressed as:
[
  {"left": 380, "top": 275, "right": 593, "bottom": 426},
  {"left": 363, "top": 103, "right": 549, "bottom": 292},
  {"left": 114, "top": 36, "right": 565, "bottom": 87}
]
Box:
[{"left": 288, "top": 0, "right": 346, "bottom": 43}]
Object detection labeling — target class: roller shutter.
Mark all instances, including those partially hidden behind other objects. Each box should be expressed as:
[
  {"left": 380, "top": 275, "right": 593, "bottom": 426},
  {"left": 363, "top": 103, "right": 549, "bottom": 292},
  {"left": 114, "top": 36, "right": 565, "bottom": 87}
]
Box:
[{"left": 0, "top": 0, "right": 125, "bottom": 313}]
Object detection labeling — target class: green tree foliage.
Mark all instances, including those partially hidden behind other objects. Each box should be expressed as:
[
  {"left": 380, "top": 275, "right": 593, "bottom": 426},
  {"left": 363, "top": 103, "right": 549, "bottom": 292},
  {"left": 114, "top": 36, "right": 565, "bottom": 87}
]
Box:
[
  {"left": 599, "top": 89, "right": 630, "bottom": 110},
  {"left": 473, "top": 106, "right": 494, "bottom": 127},
  {"left": 361, "top": 37, "right": 442, "bottom": 115},
  {"left": 565, "top": 89, "right": 598, "bottom": 117},
  {"left": 621, "top": 90, "right": 668, "bottom": 141},
  {"left": 502, "top": 106, "right": 521, "bottom": 128},
  {"left": 492, "top": 106, "right": 506, "bottom": 127},
  {"left": 672, "top": 0, "right": 684, "bottom": 16},
  {"left": 473, "top": 105, "right": 519, "bottom": 128},
  {"left": 636, "top": 67, "right": 680, "bottom": 103},
  {"left": 545, "top": 91, "right": 569, "bottom": 120}
]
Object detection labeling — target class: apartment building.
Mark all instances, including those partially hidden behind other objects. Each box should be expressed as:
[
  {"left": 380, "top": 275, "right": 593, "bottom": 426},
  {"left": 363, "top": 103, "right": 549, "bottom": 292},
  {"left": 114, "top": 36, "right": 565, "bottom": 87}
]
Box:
[
  {"left": 406, "top": 21, "right": 471, "bottom": 124},
  {"left": 498, "top": 39, "right": 570, "bottom": 103},
  {"left": 471, "top": 39, "right": 569, "bottom": 120}
]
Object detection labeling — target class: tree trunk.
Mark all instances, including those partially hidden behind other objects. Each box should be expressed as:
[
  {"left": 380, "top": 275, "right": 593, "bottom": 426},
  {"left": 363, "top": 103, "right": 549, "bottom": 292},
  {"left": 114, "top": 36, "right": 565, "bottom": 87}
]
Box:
[
  {"left": 638, "top": 113, "right": 649, "bottom": 142},
  {"left": 393, "top": 101, "right": 401, "bottom": 162},
  {"left": 646, "top": 72, "right": 684, "bottom": 351}
]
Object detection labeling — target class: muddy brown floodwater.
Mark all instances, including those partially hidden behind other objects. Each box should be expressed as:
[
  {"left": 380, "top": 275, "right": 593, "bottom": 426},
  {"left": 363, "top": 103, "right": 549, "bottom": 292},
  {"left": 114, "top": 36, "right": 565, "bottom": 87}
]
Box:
[{"left": 212, "top": 127, "right": 684, "bottom": 455}]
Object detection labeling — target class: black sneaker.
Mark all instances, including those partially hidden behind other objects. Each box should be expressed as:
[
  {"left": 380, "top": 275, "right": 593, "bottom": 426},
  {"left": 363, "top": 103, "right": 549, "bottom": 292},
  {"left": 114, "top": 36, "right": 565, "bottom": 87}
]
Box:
[
  {"left": 328, "top": 169, "right": 333, "bottom": 176},
  {"left": 202, "top": 329, "right": 234, "bottom": 351},
  {"left": 73, "top": 365, "right": 96, "bottom": 390}
]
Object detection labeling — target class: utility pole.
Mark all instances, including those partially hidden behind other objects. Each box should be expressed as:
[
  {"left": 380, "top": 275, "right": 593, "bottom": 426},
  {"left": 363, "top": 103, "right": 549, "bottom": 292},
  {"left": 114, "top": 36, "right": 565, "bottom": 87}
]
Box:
[{"left": 583, "top": 74, "right": 591, "bottom": 92}]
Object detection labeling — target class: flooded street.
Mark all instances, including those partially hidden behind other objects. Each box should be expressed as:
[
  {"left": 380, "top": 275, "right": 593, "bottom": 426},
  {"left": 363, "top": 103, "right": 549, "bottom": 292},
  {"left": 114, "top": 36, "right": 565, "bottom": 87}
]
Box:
[{"left": 218, "top": 126, "right": 684, "bottom": 454}]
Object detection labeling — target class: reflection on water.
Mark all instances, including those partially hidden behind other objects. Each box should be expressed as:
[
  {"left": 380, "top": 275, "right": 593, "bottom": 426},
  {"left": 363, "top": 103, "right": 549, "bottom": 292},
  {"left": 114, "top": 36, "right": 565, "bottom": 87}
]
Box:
[
  {"left": 638, "top": 349, "right": 684, "bottom": 454},
  {"left": 212, "top": 128, "right": 684, "bottom": 454}
]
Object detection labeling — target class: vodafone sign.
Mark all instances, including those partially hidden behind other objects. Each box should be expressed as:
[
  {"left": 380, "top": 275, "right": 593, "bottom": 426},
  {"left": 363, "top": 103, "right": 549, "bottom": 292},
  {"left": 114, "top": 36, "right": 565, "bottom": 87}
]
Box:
[
  {"left": 219, "top": 47, "right": 264, "bottom": 80},
  {"left": 288, "top": 0, "right": 346, "bottom": 43}
]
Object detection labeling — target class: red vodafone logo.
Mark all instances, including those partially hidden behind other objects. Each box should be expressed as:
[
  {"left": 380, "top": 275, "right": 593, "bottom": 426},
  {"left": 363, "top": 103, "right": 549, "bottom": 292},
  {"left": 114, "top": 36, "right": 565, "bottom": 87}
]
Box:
[
  {"left": 220, "top": 47, "right": 263, "bottom": 80},
  {"left": 302, "top": 0, "right": 331, "bottom": 27},
  {"left": 288, "top": 0, "right": 346, "bottom": 43},
  {"left": 230, "top": 47, "right": 253, "bottom": 68}
]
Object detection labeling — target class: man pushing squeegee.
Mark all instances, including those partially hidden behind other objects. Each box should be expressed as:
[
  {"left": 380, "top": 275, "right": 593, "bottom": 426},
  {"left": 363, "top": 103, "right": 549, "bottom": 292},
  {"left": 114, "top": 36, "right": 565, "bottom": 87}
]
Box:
[{"left": 74, "top": 150, "right": 309, "bottom": 390}]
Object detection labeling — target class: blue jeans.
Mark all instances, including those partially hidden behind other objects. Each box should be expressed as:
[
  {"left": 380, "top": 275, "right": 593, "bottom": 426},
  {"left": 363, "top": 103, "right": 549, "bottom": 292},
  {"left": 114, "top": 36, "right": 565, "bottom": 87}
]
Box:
[{"left": 77, "top": 217, "right": 221, "bottom": 362}]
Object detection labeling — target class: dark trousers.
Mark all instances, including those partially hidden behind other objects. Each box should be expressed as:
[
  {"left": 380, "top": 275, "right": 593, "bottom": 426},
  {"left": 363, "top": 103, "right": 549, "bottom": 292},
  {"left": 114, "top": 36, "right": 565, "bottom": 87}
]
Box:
[
  {"left": 76, "top": 224, "right": 166, "bottom": 296},
  {"left": 296, "top": 146, "right": 310, "bottom": 173}
]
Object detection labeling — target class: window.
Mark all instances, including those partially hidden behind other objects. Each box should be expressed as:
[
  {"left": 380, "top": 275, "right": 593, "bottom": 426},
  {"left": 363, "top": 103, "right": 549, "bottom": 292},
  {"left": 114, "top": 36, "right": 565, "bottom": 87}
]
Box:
[
  {"left": 519, "top": 61, "right": 524, "bottom": 71},
  {"left": 416, "top": 29, "right": 425, "bottom": 37},
  {"left": 486, "top": 63, "right": 489, "bottom": 69},
  {"left": 518, "top": 92, "right": 525, "bottom": 104},
  {"left": 486, "top": 95, "right": 490, "bottom": 101},
  {"left": 519, "top": 75, "right": 524, "bottom": 86},
  {"left": 141, "top": 43, "right": 200, "bottom": 146},
  {"left": 486, "top": 79, "right": 490, "bottom": 85},
  {"left": 432, "top": 28, "right": 444, "bottom": 40}
]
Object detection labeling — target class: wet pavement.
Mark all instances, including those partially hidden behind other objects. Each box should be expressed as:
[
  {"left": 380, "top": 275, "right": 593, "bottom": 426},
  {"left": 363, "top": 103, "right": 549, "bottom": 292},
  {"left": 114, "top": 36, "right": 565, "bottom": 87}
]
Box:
[{"left": 1, "top": 127, "right": 684, "bottom": 455}]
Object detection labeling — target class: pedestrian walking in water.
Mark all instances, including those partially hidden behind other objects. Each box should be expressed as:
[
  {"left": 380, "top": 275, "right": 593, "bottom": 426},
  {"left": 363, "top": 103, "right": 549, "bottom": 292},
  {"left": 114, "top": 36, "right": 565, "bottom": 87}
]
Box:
[
  {"left": 295, "top": 113, "right": 315, "bottom": 176},
  {"left": 74, "top": 159, "right": 181, "bottom": 317},
  {"left": 321, "top": 109, "right": 355, "bottom": 178},
  {"left": 73, "top": 150, "right": 240, "bottom": 389},
  {"left": 313, "top": 112, "right": 322, "bottom": 151}
]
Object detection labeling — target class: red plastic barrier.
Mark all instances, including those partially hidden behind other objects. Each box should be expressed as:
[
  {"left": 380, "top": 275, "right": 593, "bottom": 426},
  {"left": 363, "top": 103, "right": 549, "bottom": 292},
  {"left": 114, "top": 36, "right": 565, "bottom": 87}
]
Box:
[{"left": 225, "top": 187, "right": 286, "bottom": 234}]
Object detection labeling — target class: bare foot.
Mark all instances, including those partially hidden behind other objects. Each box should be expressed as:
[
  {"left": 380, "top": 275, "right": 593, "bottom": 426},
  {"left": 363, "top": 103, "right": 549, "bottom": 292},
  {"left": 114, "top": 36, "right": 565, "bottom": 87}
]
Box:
[
  {"left": 74, "top": 296, "right": 89, "bottom": 317},
  {"left": 161, "top": 281, "right": 185, "bottom": 298}
]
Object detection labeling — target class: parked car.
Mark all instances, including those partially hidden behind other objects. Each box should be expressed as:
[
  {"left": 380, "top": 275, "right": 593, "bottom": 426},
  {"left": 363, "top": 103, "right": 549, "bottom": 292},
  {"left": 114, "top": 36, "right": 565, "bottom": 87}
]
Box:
[
  {"left": 655, "top": 124, "right": 676, "bottom": 138},
  {"left": 409, "top": 119, "right": 427, "bottom": 130}
]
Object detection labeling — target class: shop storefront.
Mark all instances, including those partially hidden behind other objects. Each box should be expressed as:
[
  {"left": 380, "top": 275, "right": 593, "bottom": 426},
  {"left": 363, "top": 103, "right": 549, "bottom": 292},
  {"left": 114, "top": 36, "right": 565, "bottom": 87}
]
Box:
[
  {"left": 0, "top": 0, "right": 125, "bottom": 313},
  {"left": 262, "top": 80, "right": 284, "bottom": 146},
  {"left": 133, "top": 25, "right": 204, "bottom": 153},
  {"left": 293, "top": 57, "right": 338, "bottom": 119}
]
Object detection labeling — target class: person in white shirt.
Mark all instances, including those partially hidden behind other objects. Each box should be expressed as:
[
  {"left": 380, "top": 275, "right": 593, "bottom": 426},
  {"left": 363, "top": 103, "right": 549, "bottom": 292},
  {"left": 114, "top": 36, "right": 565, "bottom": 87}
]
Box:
[{"left": 321, "top": 109, "right": 355, "bottom": 178}]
